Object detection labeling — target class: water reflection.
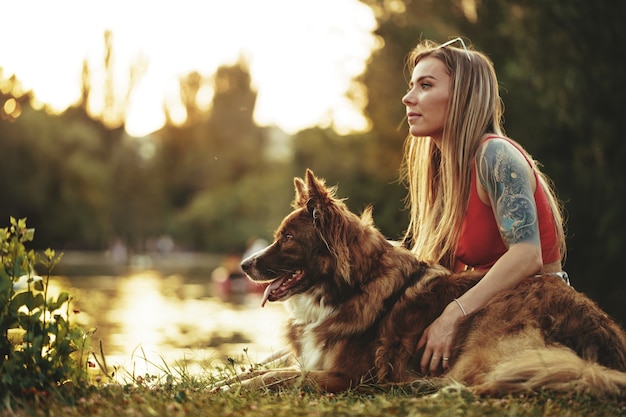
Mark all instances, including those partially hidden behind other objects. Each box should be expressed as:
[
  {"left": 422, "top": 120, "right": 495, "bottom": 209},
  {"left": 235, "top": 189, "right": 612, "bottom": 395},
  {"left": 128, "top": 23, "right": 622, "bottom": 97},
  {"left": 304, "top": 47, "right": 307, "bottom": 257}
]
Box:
[{"left": 52, "top": 270, "right": 286, "bottom": 380}]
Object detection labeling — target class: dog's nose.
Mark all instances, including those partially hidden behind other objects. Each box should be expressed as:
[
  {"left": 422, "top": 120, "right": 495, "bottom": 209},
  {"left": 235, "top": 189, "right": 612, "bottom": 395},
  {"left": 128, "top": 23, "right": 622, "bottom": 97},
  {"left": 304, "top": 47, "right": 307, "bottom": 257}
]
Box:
[{"left": 241, "top": 255, "right": 255, "bottom": 273}]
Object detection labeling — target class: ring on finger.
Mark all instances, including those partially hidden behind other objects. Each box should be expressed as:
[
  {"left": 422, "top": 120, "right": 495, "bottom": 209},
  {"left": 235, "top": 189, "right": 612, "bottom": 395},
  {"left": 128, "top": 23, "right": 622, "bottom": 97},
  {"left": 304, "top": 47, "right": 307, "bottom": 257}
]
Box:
[{"left": 442, "top": 357, "right": 449, "bottom": 361}]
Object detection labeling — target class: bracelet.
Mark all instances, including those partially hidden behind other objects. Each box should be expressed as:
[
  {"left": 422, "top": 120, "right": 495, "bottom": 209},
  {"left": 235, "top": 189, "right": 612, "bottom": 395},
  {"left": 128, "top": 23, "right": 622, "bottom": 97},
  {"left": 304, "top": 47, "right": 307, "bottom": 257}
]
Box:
[{"left": 453, "top": 298, "right": 467, "bottom": 316}]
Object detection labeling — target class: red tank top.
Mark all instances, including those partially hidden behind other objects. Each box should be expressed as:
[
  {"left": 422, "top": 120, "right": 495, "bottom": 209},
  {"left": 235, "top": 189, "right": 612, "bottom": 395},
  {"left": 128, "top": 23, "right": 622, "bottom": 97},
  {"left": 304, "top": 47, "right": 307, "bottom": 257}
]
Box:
[{"left": 455, "top": 136, "right": 561, "bottom": 271}]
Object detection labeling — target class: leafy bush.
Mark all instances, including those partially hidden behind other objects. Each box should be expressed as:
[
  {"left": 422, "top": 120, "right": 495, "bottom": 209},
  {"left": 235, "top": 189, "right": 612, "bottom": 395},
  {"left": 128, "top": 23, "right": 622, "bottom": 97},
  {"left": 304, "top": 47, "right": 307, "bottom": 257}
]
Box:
[{"left": 0, "top": 217, "right": 89, "bottom": 397}]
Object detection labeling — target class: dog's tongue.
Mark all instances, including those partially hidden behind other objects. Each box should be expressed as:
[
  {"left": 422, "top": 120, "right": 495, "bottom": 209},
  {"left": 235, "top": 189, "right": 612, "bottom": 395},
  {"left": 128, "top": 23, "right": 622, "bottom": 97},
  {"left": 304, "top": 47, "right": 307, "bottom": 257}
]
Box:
[{"left": 261, "top": 276, "right": 287, "bottom": 307}]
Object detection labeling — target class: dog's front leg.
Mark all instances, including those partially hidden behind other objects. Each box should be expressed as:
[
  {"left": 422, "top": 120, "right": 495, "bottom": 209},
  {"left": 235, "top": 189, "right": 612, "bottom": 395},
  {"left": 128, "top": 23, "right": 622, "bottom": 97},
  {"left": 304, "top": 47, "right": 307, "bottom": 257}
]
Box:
[
  {"left": 257, "top": 369, "right": 363, "bottom": 393},
  {"left": 258, "top": 347, "right": 296, "bottom": 368},
  {"left": 211, "top": 369, "right": 276, "bottom": 392},
  {"left": 223, "top": 369, "right": 357, "bottom": 393},
  {"left": 238, "top": 369, "right": 305, "bottom": 390}
]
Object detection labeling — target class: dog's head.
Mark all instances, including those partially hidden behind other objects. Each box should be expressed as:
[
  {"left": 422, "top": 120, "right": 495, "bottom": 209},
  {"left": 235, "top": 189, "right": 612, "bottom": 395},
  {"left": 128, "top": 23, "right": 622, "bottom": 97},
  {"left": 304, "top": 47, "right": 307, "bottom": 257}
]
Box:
[{"left": 242, "top": 169, "right": 384, "bottom": 307}]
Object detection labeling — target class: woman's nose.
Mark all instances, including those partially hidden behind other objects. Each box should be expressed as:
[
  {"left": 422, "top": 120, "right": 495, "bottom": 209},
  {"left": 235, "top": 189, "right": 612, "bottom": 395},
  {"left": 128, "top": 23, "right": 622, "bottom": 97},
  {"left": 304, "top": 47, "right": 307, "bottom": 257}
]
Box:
[{"left": 402, "top": 90, "right": 414, "bottom": 105}]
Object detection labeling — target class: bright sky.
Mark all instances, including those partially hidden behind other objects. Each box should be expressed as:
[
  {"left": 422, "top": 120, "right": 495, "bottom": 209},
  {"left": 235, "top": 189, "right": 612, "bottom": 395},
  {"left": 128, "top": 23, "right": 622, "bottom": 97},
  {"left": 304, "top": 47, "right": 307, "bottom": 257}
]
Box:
[{"left": 0, "top": 0, "right": 378, "bottom": 136}]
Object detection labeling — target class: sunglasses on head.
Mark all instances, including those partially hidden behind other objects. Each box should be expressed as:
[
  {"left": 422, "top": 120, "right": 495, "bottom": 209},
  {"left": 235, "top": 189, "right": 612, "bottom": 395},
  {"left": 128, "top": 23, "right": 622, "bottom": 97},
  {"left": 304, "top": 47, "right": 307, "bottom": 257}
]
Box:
[{"left": 438, "top": 37, "right": 471, "bottom": 61}]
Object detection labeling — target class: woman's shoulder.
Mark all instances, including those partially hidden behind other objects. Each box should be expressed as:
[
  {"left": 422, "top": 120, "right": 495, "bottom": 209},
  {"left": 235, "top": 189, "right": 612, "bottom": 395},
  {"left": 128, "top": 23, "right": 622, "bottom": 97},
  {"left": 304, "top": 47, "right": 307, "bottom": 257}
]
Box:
[
  {"left": 479, "top": 134, "right": 516, "bottom": 147},
  {"left": 476, "top": 137, "right": 537, "bottom": 202},
  {"left": 475, "top": 135, "right": 536, "bottom": 188},
  {"left": 476, "top": 135, "right": 527, "bottom": 162}
]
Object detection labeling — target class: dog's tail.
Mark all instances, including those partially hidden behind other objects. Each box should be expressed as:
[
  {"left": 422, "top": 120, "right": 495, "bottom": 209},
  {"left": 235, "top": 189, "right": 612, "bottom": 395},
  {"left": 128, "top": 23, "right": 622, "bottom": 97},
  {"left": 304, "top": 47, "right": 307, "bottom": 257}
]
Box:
[{"left": 473, "top": 346, "right": 626, "bottom": 397}]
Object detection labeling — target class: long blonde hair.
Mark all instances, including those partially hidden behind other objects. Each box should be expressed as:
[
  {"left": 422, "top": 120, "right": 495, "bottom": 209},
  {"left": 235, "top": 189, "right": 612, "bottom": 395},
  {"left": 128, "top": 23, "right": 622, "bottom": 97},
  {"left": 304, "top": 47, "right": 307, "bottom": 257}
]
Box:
[{"left": 400, "top": 39, "right": 566, "bottom": 269}]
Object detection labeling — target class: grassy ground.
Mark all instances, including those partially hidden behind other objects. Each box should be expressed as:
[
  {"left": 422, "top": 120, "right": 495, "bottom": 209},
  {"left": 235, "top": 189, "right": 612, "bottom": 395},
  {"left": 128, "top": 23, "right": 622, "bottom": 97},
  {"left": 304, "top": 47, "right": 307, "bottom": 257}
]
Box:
[
  {"left": 2, "top": 350, "right": 625, "bottom": 416},
  {"left": 4, "top": 365, "right": 626, "bottom": 417}
]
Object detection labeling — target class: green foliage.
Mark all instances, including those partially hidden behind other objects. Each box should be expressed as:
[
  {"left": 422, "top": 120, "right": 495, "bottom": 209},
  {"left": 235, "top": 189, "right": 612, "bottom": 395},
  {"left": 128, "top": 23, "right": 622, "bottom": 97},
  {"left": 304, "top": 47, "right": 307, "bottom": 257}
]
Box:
[
  {"left": 0, "top": 218, "right": 89, "bottom": 397},
  {"left": 172, "top": 166, "right": 294, "bottom": 252}
]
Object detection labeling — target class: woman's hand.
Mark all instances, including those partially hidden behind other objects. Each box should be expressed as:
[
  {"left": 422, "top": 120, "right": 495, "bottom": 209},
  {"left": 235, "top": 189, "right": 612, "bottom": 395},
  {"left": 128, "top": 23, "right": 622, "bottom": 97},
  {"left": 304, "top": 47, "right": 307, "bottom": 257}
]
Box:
[{"left": 417, "top": 301, "right": 465, "bottom": 375}]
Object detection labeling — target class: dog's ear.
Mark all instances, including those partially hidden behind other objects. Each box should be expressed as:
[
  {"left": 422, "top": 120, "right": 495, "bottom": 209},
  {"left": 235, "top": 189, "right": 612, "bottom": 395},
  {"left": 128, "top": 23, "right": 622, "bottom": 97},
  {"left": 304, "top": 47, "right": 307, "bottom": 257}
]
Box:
[
  {"left": 293, "top": 170, "right": 334, "bottom": 211},
  {"left": 304, "top": 169, "right": 352, "bottom": 284},
  {"left": 305, "top": 169, "right": 334, "bottom": 208},
  {"left": 293, "top": 177, "right": 308, "bottom": 208}
]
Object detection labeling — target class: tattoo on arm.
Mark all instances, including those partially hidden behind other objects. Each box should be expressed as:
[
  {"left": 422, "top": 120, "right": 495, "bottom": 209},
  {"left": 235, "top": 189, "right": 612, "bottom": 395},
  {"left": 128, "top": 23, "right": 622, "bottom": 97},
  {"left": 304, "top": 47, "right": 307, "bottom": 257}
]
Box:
[{"left": 477, "top": 140, "right": 540, "bottom": 247}]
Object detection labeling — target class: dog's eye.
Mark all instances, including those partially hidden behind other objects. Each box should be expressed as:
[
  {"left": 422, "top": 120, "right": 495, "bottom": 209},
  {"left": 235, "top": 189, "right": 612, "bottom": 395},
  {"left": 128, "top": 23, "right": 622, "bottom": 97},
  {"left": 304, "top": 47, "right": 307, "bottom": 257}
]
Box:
[{"left": 281, "top": 233, "right": 294, "bottom": 242}]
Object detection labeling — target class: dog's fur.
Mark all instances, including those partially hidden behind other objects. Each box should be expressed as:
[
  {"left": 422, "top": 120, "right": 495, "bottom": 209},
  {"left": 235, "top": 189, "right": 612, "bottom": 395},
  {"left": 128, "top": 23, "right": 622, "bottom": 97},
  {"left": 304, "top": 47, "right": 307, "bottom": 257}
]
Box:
[{"left": 223, "top": 169, "right": 626, "bottom": 396}]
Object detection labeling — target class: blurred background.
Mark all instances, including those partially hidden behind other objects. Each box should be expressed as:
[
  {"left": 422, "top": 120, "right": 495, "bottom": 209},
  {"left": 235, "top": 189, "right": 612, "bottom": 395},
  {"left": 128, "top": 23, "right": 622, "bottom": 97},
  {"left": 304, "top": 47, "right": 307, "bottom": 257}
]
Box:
[{"left": 2, "top": 0, "right": 625, "bottom": 374}]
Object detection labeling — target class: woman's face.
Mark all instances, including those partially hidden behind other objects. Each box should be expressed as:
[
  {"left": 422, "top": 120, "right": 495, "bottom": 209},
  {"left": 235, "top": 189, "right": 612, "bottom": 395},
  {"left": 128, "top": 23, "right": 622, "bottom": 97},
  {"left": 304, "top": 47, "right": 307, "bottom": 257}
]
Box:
[{"left": 402, "top": 56, "right": 451, "bottom": 145}]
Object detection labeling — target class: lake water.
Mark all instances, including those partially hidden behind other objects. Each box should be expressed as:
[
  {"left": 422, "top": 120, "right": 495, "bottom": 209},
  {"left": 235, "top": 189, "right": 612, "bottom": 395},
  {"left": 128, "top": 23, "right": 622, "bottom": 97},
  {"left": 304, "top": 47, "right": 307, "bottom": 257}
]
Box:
[{"left": 48, "top": 252, "right": 288, "bottom": 383}]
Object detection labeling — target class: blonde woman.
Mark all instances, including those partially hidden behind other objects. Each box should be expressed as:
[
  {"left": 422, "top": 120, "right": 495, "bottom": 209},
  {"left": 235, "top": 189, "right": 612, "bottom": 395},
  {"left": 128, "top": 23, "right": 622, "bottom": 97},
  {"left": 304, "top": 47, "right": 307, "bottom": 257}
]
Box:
[{"left": 401, "top": 39, "right": 567, "bottom": 376}]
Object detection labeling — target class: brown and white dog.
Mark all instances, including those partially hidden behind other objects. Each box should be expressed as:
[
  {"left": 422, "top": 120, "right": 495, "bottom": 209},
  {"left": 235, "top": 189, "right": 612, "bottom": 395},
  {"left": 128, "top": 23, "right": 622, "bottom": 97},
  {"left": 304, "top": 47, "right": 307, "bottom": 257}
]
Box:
[{"left": 218, "top": 169, "right": 626, "bottom": 396}]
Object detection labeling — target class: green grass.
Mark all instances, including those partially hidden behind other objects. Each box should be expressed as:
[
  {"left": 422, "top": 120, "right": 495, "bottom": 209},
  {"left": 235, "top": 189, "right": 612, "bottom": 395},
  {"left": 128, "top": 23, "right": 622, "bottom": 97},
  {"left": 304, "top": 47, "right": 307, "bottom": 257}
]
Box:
[
  {"left": 5, "top": 380, "right": 626, "bottom": 417},
  {"left": 4, "top": 336, "right": 617, "bottom": 416},
  {"left": 4, "top": 353, "right": 626, "bottom": 417},
  {"left": 2, "top": 328, "right": 625, "bottom": 416}
]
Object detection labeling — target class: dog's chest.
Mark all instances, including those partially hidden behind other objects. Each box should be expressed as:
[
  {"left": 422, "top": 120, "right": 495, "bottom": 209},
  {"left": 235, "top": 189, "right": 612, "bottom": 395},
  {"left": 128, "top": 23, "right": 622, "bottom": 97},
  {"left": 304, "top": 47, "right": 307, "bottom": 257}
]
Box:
[{"left": 285, "top": 294, "right": 336, "bottom": 369}]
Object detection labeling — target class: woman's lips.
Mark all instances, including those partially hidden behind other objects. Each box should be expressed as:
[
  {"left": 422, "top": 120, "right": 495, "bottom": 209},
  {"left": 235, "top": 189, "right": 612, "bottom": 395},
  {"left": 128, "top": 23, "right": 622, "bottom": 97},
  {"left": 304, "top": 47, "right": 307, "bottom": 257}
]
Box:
[{"left": 407, "top": 112, "right": 420, "bottom": 123}]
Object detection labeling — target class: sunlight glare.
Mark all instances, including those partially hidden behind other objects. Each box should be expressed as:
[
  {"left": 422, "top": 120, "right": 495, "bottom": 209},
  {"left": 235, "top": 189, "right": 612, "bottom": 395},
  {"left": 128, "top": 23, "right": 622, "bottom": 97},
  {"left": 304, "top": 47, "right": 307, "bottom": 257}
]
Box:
[
  {"left": 96, "top": 270, "right": 288, "bottom": 378},
  {"left": 3, "top": 98, "right": 19, "bottom": 116},
  {"left": 196, "top": 84, "right": 214, "bottom": 112},
  {"left": 108, "top": 272, "right": 166, "bottom": 353},
  {"left": 1, "top": 0, "right": 378, "bottom": 136}
]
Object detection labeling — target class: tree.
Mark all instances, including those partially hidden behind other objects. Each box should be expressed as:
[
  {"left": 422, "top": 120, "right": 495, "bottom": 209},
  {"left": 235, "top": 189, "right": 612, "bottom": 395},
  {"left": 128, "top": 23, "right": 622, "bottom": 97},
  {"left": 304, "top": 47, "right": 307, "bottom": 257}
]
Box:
[
  {"left": 152, "top": 59, "right": 288, "bottom": 252},
  {"left": 82, "top": 30, "right": 148, "bottom": 129}
]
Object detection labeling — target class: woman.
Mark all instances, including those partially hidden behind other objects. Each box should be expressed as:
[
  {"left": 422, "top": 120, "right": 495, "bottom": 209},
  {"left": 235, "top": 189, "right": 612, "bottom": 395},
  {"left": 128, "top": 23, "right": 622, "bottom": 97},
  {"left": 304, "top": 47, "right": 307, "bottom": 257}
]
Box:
[{"left": 400, "top": 39, "right": 567, "bottom": 376}]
